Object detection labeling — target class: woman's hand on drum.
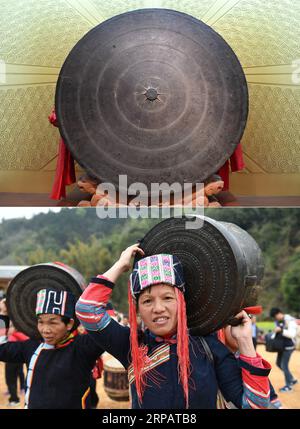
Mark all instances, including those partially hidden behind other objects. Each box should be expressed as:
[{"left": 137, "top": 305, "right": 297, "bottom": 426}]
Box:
[
  {"left": 230, "top": 310, "right": 256, "bottom": 357},
  {"left": 103, "top": 244, "right": 145, "bottom": 284},
  {"left": 117, "top": 244, "right": 145, "bottom": 272}
]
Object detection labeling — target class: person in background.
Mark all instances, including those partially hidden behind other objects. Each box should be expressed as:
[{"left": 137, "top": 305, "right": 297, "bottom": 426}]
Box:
[
  {"left": 5, "top": 322, "right": 28, "bottom": 406},
  {"left": 270, "top": 307, "right": 298, "bottom": 393},
  {"left": 0, "top": 298, "right": 9, "bottom": 345},
  {"left": 121, "top": 315, "right": 129, "bottom": 327}
]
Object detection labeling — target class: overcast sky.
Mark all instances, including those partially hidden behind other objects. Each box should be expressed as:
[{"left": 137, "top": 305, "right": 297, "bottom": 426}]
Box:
[{"left": 0, "top": 208, "right": 62, "bottom": 222}]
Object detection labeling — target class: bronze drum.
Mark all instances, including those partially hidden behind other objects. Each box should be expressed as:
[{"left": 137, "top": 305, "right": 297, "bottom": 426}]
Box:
[
  {"left": 56, "top": 9, "right": 248, "bottom": 191},
  {"left": 6, "top": 262, "right": 86, "bottom": 339},
  {"left": 103, "top": 357, "right": 130, "bottom": 402},
  {"left": 136, "top": 215, "right": 264, "bottom": 335}
]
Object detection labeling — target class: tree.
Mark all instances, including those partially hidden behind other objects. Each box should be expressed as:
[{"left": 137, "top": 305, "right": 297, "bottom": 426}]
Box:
[
  {"left": 59, "top": 237, "right": 112, "bottom": 280},
  {"left": 16, "top": 245, "right": 60, "bottom": 265},
  {"left": 280, "top": 253, "right": 300, "bottom": 314}
]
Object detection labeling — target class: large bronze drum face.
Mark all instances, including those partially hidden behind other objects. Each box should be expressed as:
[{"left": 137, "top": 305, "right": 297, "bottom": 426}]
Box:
[
  {"left": 136, "top": 216, "right": 264, "bottom": 335},
  {"left": 56, "top": 9, "right": 248, "bottom": 191},
  {"left": 6, "top": 263, "right": 86, "bottom": 339}
]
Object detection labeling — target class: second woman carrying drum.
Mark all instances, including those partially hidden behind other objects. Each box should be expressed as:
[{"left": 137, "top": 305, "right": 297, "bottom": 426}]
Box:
[{"left": 75, "top": 244, "right": 272, "bottom": 409}]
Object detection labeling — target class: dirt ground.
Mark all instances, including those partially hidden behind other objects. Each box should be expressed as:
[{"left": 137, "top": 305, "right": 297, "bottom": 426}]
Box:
[{"left": 0, "top": 345, "right": 299, "bottom": 409}]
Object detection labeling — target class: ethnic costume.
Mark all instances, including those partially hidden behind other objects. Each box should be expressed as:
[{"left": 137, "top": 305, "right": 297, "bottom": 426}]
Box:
[
  {"left": 76, "top": 254, "right": 272, "bottom": 409},
  {"left": 0, "top": 289, "right": 104, "bottom": 409}
]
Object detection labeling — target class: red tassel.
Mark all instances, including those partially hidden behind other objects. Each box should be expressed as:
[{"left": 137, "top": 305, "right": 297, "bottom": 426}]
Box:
[
  {"left": 48, "top": 109, "right": 76, "bottom": 200},
  {"left": 176, "top": 288, "right": 191, "bottom": 409},
  {"left": 92, "top": 358, "right": 104, "bottom": 380},
  {"left": 128, "top": 285, "right": 150, "bottom": 405}
]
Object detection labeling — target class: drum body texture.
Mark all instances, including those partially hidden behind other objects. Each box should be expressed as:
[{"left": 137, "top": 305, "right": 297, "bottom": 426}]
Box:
[
  {"left": 136, "top": 216, "right": 264, "bottom": 335},
  {"left": 56, "top": 8, "right": 248, "bottom": 190},
  {"left": 6, "top": 262, "right": 86, "bottom": 339},
  {"left": 103, "top": 357, "right": 129, "bottom": 401}
]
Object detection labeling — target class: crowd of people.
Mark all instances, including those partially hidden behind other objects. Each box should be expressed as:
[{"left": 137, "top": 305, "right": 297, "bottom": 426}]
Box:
[{"left": 0, "top": 247, "right": 299, "bottom": 409}]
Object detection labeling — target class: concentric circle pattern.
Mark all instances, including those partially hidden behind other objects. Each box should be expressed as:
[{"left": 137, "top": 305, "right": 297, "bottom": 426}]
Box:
[
  {"left": 56, "top": 9, "right": 248, "bottom": 188},
  {"left": 136, "top": 216, "right": 263, "bottom": 335},
  {"left": 6, "top": 263, "right": 86, "bottom": 339}
]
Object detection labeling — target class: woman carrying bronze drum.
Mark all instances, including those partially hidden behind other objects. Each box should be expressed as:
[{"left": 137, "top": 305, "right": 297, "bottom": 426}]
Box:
[{"left": 76, "top": 244, "right": 272, "bottom": 409}]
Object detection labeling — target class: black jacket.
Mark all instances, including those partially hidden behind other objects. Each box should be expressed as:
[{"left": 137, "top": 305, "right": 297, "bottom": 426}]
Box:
[{"left": 0, "top": 326, "right": 104, "bottom": 409}]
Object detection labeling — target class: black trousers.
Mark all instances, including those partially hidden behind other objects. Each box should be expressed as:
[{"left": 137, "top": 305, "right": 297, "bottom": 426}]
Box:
[
  {"left": 89, "top": 377, "right": 99, "bottom": 409},
  {"left": 276, "top": 349, "right": 295, "bottom": 386},
  {"left": 5, "top": 362, "right": 25, "bottom": 403}
]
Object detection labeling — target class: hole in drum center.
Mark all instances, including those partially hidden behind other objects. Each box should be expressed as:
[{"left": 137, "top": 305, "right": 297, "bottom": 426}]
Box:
[{"left": 145, "top": 88, "right": 158, "bottom": 101}]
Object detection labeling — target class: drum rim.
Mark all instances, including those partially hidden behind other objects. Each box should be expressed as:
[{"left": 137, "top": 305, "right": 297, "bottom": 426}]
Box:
[{"left": 55, "top": 8, "right": 248, "bottom": 187}]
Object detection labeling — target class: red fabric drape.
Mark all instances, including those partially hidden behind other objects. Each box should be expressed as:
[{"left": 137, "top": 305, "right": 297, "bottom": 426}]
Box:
[
  {"left": 217, "top": 143, "right": 245, "bottom": 190},
  {"left": 48, "top": 109, "right": 76, "bottom": 200}
]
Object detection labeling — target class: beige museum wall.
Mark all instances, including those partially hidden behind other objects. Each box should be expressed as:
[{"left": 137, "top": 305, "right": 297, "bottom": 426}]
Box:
[{"left": 0, "top": 0, "right": 299, "bottom": 196}]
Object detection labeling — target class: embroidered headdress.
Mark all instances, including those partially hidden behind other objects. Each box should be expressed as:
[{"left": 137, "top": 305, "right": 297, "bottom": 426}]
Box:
[
  {"left": 130, "top": 254, "right": 185, "bottom": 297},
  {"left": 36, "top": 288, "right": 76, "bottom": 319}
]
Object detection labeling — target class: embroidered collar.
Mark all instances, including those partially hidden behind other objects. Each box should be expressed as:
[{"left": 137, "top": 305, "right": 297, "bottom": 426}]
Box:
[
  {"left": 55, "top": 331, "right": 77, "bottom": 349},
  {"left": 148, "top": 330, "right": 177, "bottom": 345},
  {"left": 128, "top": 342, "right": 170, "bottom": 385}
]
